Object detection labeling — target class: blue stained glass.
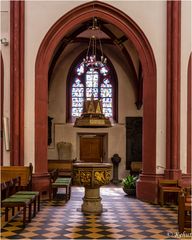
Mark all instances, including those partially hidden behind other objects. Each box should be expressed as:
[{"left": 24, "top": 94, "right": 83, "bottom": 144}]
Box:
[
  {"left": 77, "top": 64, "right": 84, "bottom": 75},
  {"left": 72, "top": 107, "right": 83, "bottom": 116},
  {"left": 73, "top": 78, "right": 84, "bottom": 87},
  {"left": 72, "top": 98, "right": 84, "bottom": 107},
  {"left": 72, "top": 88, "right": 84, "bottom": 93},
  {"left": 101, "top": 78, "right": 112, "bottom": 88},
  {"left": 100, "top": 78, "right": 112, "bottom": 117},
  {"left": 102, "top": 98, "right": 112, "bottom": 103},
  {"left": 100, "top": 88, "right": 112, "bottom": 98},
  {"left": 72, "top": 98, "right": 84, "bottom": 103},
  {"left": 100, "top": 66, "right": 108, "bottom": 76},
  {"left": 103, "top": 102, "right": 112, "bottom": 108},
  {"left": 72, "top": 78, "right": 84, "bottom": 117},
  {"left": 86, "top": 88, "right": 98, "bottom": 99},
  {"left": 103, "top": 108, "right": 112, "bottom": 117},
  {"left": 72, "top": 90, "right": 84, "bottom": 97},
  {"left": 86, "top": 70, "right": 98, "bottom": 88},
  {"left": 86, "top": 80, "right": 98, "bottom": 88}
]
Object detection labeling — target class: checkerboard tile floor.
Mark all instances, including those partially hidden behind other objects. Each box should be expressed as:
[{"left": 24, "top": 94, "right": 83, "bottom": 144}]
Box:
[{"left": 1, "top": 187, "right": 180, "bottom": 239}]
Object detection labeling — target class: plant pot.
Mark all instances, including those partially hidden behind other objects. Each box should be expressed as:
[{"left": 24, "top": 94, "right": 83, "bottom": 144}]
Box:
[{"left": 123, "top": 187, "right": 136, "bottom": 196}]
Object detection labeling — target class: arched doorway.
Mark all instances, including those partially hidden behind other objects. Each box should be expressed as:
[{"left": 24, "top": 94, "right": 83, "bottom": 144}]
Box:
[{"left": 34, "top": 1, "right": 157, "bottom": 202}]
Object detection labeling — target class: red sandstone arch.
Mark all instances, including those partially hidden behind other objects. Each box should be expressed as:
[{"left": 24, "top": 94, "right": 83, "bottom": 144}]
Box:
[
  {"left": 35, "top": 1, "right": 157, "bottom": 201},
  {"left": 1, "top": 53, "right": 4, "bottom": 164},
  {"left": 187, "top": 53, "right": 191, "bottom": 174}
]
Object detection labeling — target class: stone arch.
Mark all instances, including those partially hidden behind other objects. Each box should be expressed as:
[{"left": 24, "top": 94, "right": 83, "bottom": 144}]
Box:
[
  {"left": 35, "top": 1, "right": 157, "bottom": 200},
  {"left": 1, "top": 53, "right": 4, "bottom": 164},
  {"left": 187, "top": 53, "right": 191, "bottom": 174}
]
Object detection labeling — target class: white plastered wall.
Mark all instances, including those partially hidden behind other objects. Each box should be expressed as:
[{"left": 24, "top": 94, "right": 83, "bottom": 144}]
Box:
[{"left": 1, "top": 1, "right": 10, "bottom": 165}]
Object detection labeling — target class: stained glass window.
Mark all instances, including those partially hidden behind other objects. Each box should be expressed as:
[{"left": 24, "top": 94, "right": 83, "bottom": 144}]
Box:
[
  {"left": 86, "top": 69, "right": 99, "bottom": 99},
  {"left": 72, "top": 78, "right": 84, "bottom": 116},
  {"left": 101, "top": 79, "right": 112, "bottom": 117},
  {"left": 68, "top": 52, "right": 117, "bottom": 122}
]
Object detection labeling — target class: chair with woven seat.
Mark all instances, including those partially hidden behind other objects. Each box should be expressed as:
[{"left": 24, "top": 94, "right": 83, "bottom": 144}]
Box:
[{"left": 158, "top": 179, "right": 182, "bottom": 206}]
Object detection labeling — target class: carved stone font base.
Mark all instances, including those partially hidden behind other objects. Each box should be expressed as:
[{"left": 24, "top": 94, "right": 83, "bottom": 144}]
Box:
[{"left": 81, "top": 187, "right": 103, "bottom": 213}]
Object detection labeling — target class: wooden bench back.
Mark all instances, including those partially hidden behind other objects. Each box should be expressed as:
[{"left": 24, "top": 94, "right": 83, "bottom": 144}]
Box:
[
  {"left": 0, "top": 163, "right": 33, "bottom": 190},
  {"left": 178, "top": 188, "right": 192, "bottom": 232},
  {"left": 49, "top": 169, "right": 59, "bottom": 183},
  {"left": 159, "top": 179, "right": 179, "bottom": 187},
  {"left": 48, "top": 160, "right": 73, "bottom": 177}
]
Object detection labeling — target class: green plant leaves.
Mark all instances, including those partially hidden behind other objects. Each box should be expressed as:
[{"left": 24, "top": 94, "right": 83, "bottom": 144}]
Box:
[{"left": 122, "top": 175, "right": 138, "bottom": 189}]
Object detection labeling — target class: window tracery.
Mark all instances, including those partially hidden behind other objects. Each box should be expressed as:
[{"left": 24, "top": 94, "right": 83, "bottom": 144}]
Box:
[{"left": 68, "top": 52, "right": 117, "bottom": 122}]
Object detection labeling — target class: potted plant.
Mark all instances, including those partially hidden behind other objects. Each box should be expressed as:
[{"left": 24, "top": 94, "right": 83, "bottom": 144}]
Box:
[{"left": 122, "top": 175, "right": 138, "bottom": 196}]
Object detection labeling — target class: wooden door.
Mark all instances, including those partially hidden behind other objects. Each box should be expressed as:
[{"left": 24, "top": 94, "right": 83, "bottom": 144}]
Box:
[{"left": 80, "top": 136, "right": 103, "bottom": 163}]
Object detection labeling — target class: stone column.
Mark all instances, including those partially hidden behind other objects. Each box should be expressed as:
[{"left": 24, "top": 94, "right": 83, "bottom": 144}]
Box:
[
  {"left": 10, "top": 1, "right": 25, "bottom": 165},
  {"left": 165, "top": 0, "right": 182, "bottom": 179}
]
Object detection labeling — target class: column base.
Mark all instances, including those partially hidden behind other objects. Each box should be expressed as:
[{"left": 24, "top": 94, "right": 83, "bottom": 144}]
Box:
[
  {"left": 136, "top": 173, "right": 160, "bottom": 204},
  {"left": 32, "top": 172, "right": 50, "bottom": 196},
  {"left": 181, "top": 174, "right": 191, "bottom": 187},
  {"left": 112, "top": 179, "right": 121, "bottom": 184},
  {"left": 164, "top": 169, "right": 182, "bottom": 179}
]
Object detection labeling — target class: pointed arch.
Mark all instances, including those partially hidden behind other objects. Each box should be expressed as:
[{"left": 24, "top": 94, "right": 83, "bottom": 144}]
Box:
[
  {"left": 1, "top": 53, "right": 4, "bottom": 164},
  {"left": 35, "top": 1, "right": 157, "bottom": 201},
  {"left": 187, "top": 53, "right": 192, "bottom": 174}
]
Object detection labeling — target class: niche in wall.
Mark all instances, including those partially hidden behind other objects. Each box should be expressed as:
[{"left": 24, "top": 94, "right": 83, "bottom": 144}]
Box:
[{"left": 126, "top": 117, "right": 142, "bottom": 171}]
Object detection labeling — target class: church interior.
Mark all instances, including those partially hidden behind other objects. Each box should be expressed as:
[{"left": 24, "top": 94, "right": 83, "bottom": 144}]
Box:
[{"left": 0, "top": 0, "right": 191, "bottom": 239}]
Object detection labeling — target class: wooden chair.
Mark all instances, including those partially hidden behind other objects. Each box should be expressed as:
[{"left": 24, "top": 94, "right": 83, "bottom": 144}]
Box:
[
  {"left": 1, "top": 182, "right": 8, "bottom": 199},
  {"left": 158, "top": 179, "right": 182, "bottom": 206},
  {"left": 15, "top": 191, "right": 40, "bottom": 215},
  {"left": 11, "top": 176, "right": 40, "bottom": 216},
  {"left": 50, "top": 177, "right": 72, "bottom": 201},
  {"left": 1, "top": 179, "right": 33, "bottom": 227},
  {"left": 178, "top": 188, "right": 192, "bottom": 233},
  {"left": 49, "top": 169, "right": 59, "bottom": 200},
  {"left": 1, "top": 177, "right": 40, "bottom": 227}
]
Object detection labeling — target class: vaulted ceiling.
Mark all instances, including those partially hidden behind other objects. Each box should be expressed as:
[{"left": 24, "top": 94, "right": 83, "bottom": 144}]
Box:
[{"left": 48, "top": 18, "right": 143, "bottom": 109}]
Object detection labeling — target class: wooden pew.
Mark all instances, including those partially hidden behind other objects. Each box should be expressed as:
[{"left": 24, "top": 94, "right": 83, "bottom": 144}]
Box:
[
  {"left": 1, "top": 176, "right": 40, "bottom": 227},
  {"left": 0, "top": 163, "right": 33, "bottom": 190},
  {"left": 158, "top": 179, "right": 182, "bottom": 206},
  {"left": 50, "top": 177, "right": 72, "bottom": 201},
  {"left": 178, "top": 188, "right": 192, "bottom": 233},
  {"left": 48, "top": 160, "right": 73, "bottom": 177},
  {"left": 1, "top": 177, "right": 33, "bottom": 227}
]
